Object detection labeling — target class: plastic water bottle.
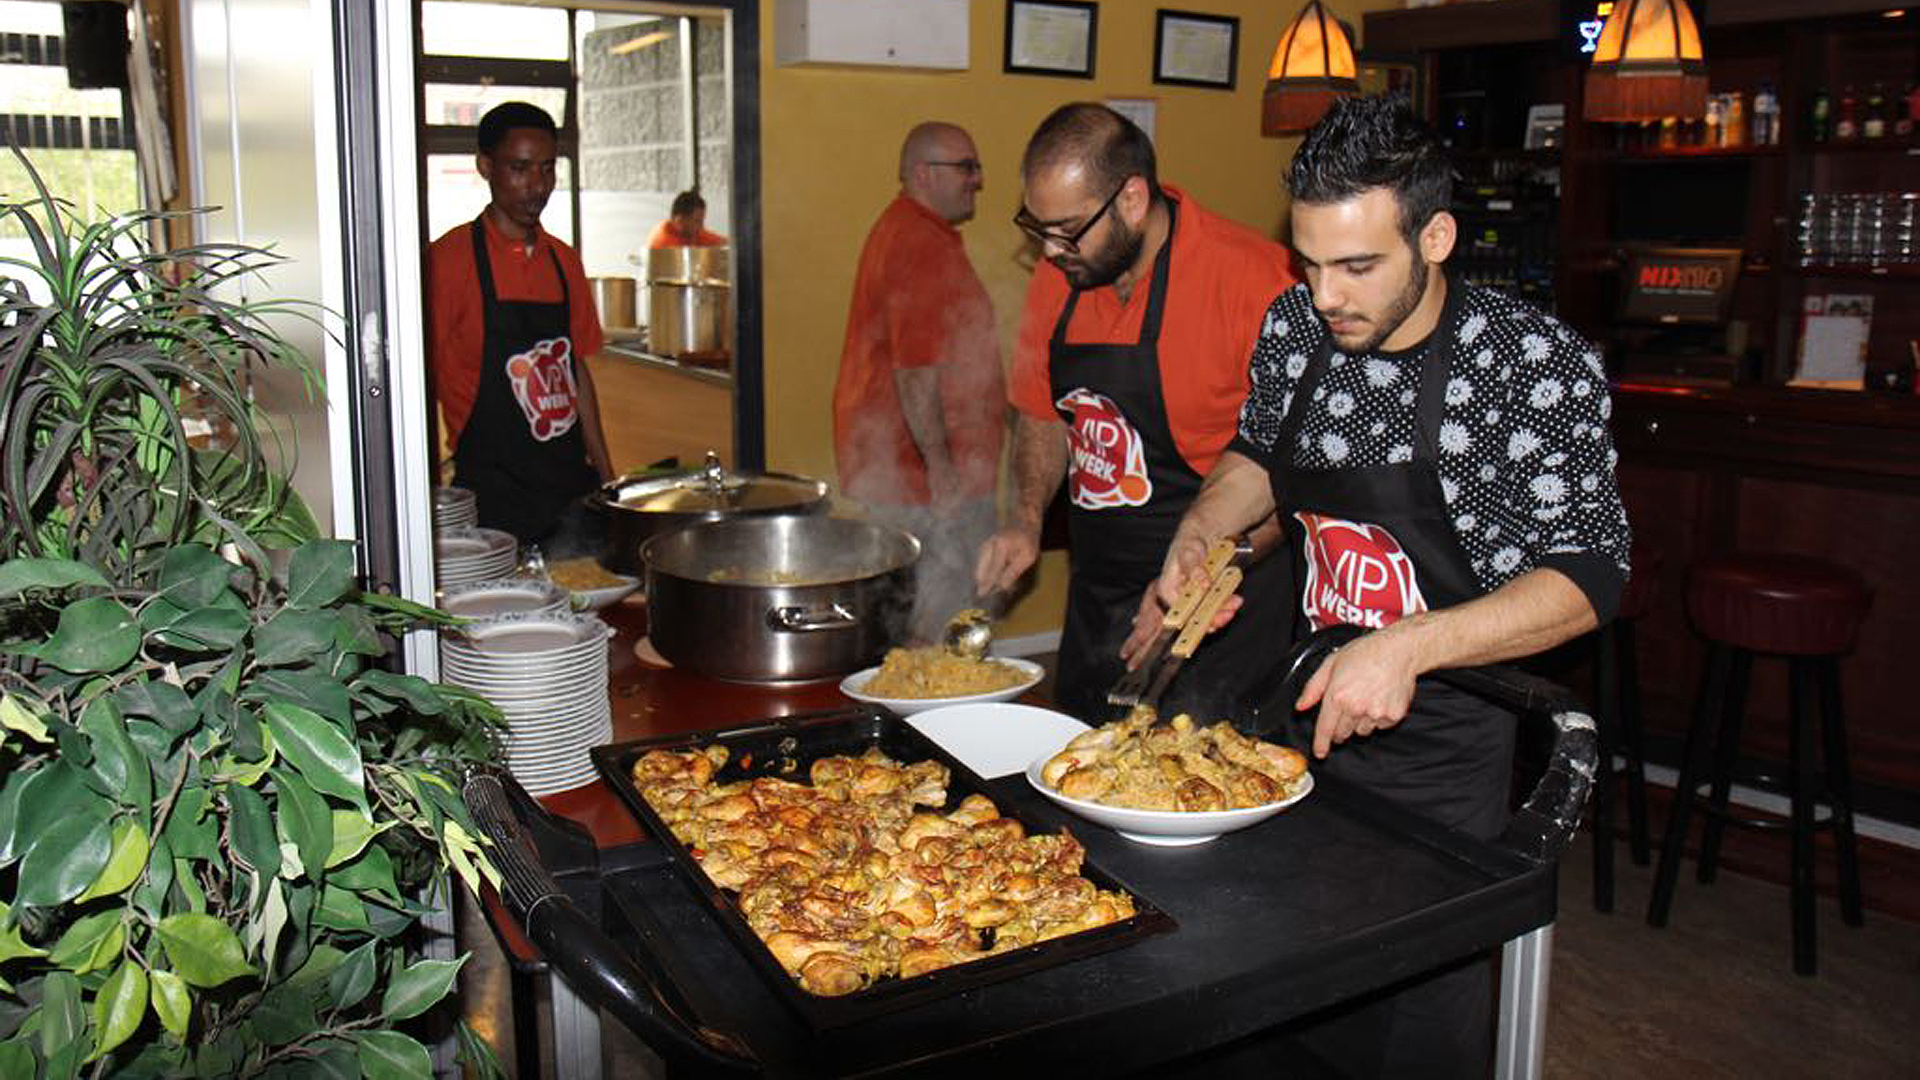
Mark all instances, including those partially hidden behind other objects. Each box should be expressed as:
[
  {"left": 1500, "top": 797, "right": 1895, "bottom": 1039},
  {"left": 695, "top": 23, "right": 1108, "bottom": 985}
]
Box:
[{"left": 1753, "top": 83, "right": 1780, "bottom": 146}]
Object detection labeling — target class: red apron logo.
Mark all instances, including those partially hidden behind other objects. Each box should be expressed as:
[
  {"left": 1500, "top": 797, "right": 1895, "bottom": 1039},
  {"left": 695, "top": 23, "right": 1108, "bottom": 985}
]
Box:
[
  {"left": 1056, "top": 387, "right": 1152, "bottom": 509},
  {"left": 1296, "top": 512, "right": 1428, "bottom": 630},
  {"left": 507, "top": 337, "right": 578, "bottom": 442}
]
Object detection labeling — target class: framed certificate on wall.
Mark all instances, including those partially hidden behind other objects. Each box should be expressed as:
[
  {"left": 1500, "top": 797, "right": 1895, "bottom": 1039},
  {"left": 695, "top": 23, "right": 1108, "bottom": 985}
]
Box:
[
  {"left": 1005, "top": 0, "right": 1098, "bottom": 79},
  {"left": 1153, "top": 10, "right": 1238, "bottom": 90}
]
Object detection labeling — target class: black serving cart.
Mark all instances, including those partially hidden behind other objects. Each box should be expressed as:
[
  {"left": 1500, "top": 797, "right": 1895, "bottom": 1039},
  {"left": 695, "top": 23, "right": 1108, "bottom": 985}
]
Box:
[{"left": 465, "top": 628, "right": 1596, "bottom": 1078}]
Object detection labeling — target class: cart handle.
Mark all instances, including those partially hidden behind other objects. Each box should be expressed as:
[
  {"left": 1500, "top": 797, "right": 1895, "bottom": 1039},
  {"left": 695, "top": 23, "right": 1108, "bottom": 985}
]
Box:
[
  {"left": 1272, "top": 625, "right": 1599, "bottom": 865},
  {"left": 461, "top": 769, "right": 759, "bottom": 1073}
]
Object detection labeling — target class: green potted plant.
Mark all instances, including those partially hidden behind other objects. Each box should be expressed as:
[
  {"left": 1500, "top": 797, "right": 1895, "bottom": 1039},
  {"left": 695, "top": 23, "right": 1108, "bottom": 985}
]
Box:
[{"left": 0, "top": 156, "right": 505, "bottom": 1076}]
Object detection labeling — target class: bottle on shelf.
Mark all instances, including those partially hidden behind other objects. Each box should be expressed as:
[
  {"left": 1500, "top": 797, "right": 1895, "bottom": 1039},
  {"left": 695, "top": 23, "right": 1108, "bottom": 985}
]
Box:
[
  {"left": 1725, "top": 91, "right": 1746, "bottom": 148},
  {"left": 1810, "top": 87, "right": 1832, "bottom": 143},
  {"left": 1864, "top": 84, "right": 1888, "bottom": 140},
  {"left": 1836, "top": 86, "right": 1859, "bottom": 141},
  {"left": 1753, "top": 82, "right": 1780, "bottom": 146},
  {"left": 1705, "top": 95, "right": 1724, "bottom": 147}
]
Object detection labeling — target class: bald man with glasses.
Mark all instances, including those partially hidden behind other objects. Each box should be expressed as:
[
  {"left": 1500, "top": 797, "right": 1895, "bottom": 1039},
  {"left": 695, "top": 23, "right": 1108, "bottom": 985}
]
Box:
[
  {"left": 975, "top": 103, "right": 1298, "bottom": 722},
  {"left": 834, "top": 121, "right": 1006, "bottom": 643}
]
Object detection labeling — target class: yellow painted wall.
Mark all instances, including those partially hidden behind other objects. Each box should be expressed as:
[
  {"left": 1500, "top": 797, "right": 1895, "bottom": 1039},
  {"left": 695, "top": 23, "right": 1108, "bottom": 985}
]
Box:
[{"left": 756, "top": 0, "right": 1391, "bottom": 636}]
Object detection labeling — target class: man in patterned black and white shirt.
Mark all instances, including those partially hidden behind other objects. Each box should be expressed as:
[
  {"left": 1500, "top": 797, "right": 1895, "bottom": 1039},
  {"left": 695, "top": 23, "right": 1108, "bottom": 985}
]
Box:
[{"left": 1129, "top": 94, "right": 1629, "bottom": 1076}]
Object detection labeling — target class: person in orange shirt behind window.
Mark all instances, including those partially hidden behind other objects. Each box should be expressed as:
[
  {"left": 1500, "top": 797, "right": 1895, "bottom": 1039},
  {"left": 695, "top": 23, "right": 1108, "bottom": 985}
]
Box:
[{"left": 648, "top": 190, "right": 728, "bottom": 249}]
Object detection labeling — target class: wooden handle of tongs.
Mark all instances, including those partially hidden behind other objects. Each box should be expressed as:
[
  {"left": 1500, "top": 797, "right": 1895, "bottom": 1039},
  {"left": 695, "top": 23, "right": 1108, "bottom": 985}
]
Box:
[
  {"left": 1160, "top": 537, "right": 1241, "bottom": 631},
  {"left": 1169, "top": 565, "right": 1244, "bottom": 659}
]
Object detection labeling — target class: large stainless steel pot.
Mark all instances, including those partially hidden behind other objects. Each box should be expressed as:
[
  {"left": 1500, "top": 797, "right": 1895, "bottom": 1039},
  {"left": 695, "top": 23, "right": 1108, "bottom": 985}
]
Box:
[
  {"left": 646, "top": 245, "right": 729, "bottom": 286},
  {"left": 646, "top": 281, "right": 730, "bottom": 359},
  {"left": 591, "top": 276, "right": 637, "bottom": 330},
  {"left": 591, "top": 452, "right": 829, "bottom": 574},
  {"left": 643, "top": 516, "right": 919, "bottom": 683}
]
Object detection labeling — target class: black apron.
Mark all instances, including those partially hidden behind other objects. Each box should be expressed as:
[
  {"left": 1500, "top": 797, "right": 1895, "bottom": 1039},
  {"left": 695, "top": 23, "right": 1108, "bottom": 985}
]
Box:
[
  {"left": 1267, "top": 274, "right": 1515, "bottom": 841},
  {"left": 1047, "top": 200, "right": 1293, "bottom": 722},
  {"left": 1265, "top": 275, "right": 1510, "bottom": 1080},
  {"left": 451, "top": 217, "right": 600, "bottom": 544}
]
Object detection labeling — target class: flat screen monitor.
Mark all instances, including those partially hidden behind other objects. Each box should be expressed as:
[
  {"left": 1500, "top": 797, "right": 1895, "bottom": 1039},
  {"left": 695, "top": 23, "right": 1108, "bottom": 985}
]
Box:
[{"left": 1618, "top": 247, "right": 1742, "bottom": 326}]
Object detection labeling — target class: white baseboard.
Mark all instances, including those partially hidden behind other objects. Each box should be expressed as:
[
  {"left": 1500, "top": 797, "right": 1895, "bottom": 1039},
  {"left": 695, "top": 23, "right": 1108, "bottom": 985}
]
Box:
[
  {"left": 989, "top": 630, "right": 1061, "bottom": 658},
  {"left": 1639, "top": 762, "right": 1920, "bottom": 851}
]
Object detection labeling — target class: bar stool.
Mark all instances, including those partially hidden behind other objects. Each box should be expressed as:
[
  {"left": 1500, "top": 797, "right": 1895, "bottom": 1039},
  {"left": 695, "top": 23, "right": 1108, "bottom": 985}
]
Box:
[
  {"left": 1589, "top": 542, "right": 1659, "bottom": 913},
  {"left": 1646, "top": 552, "right": 1871, "bottom": 975}
]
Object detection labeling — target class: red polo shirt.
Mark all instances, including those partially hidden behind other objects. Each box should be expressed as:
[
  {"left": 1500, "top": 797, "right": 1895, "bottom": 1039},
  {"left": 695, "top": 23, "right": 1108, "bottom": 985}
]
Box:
[
  {"left": 426, "top": 215, "right": 603, "bottom": 444},
  {"left": 648, "top": 222, "right": 729, "bottom": 249},
  {"left": 833, "top": 195, "right": 1005, "bottom": 506},
  {"left": 1009, "top": 184, "right": 1295, "bottom": 477}
]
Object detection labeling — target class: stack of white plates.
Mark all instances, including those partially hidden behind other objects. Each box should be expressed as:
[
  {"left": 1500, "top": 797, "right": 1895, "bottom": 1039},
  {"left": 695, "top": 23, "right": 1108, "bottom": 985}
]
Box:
[
  {"left": 440, "top": 612, "right": 612, "bottom": 795},
  {"left": 439, "top": 578, "right": 570, "bottom": 620},
  {"left": 433, "top": 486, "right": 478, "bottom": 532},
  {"left": 434, "top": 527, "right": 518, "bottom": 586}
]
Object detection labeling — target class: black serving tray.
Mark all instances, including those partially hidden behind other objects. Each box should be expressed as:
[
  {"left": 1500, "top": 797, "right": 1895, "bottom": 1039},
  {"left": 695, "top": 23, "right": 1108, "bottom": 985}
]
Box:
[{"left": 588, "top": 706, "right": 1177, "bottom": 1031}]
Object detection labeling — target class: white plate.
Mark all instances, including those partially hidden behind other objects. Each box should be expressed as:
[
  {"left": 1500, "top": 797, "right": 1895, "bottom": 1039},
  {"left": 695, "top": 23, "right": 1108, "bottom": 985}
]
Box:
[
  {"left": 839, "top": 658, "right": 1045, "bottom": 717},
  {"left": 452, "top": 614, "right": 609, "bottom": 656},
  {"left": 906, "top": 702, "right": 1089, "bottom": 780},
  {"left": 1024, "top": 754, "right": 1313, "bottom": 846},
  {"left": 568, "top": 573, "right": 642, "bottom": 611},
  {"left": 440, "top": 579, "right": 570, "bottom": 618}
]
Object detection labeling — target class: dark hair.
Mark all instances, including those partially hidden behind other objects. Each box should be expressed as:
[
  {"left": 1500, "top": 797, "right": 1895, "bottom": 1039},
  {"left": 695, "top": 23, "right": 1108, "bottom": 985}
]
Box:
[
  {"left": 1021, "top": 103, "right": 1160, "bottom": 201},
  {"left": 670, "top": 190, "right": 706, "bottom": 217},
  {"left": 477, "top": 101, "right": 557, "bottom": 155},
  {"left": 1286, "top": 94, "right": 1452, "bottom": 243}
]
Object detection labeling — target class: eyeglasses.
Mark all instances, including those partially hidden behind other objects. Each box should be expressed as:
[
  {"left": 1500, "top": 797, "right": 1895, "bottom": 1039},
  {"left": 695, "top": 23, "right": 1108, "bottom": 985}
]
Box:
[
  {"left": 925, "top": 158, "right": 983, "bottom": 176},
  {"left": 1013, "top": 181, "right": 1127, "bottom": 253}
]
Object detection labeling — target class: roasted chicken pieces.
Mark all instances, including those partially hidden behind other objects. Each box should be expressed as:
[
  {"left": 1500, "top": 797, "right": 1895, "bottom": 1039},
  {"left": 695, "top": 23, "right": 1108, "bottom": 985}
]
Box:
[
  {"left": 631, "top": 745, "right": 1135, "bottom": 997},
  {"left": 1041, "top": 711, "right": 1310, "bottom": 812}
]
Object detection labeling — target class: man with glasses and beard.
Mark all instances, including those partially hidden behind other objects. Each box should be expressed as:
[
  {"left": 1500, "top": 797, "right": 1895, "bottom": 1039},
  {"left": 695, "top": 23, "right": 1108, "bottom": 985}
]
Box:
[
  {"left": 974, "top": 103, "right": 1296, "bottom": 721},
  {"left": 1141, "top": 94, "right": 1630, "bottom": 1076},
  {"left": 835, "top": 122, "right": 1006, "bottom": 643}
]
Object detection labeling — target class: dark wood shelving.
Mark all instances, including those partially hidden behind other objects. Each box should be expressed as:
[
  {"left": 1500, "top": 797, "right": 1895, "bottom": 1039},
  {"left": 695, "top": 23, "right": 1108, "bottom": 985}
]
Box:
[
  {"left": 1798, "top": 140, "right": 1920, "bottom": 156},
  {"left": 1786, "top": 262, "right": 1920, "bottom": 280},
  {"left": 1582, "top": 145, "right": 1786, "bottom": 161}
]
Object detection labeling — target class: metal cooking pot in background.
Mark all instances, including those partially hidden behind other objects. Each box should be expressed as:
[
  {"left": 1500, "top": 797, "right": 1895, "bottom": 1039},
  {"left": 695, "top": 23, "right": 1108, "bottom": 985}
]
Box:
[
  {"left": 590, "top": 452, "right": 829, "bottom": 575},
  {"left": 591, "top": 276, "right": 638, "bottom": 330},
  {"left": 647, "top": 281, "right": 730, "bottom": 359},
  {"left": 646, "top": 245, "right": 729, "bottom": 286},
  {"left": 643, "top": 516, "right": 919, "bottom": 684}
]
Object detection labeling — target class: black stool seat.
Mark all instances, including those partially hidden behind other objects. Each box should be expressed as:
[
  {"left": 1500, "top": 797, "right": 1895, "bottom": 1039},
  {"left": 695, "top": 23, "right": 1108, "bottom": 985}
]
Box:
[{"left": 1648, "top": 551, "right": 1872, "bottom": 975}]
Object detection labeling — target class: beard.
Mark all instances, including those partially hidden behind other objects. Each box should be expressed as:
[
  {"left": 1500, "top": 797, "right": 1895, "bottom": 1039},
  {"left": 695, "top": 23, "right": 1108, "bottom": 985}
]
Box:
[
  {"left": 1051, "top": 215, "right": 1145, "bottom": 290},
  {"left": 1332, "top": 254, "right": 1429, "bottom": 355}
]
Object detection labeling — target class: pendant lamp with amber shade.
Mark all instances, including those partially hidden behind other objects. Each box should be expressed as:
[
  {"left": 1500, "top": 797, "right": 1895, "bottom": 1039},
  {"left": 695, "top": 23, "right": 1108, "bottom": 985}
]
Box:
[
  {"left": 1262, "top": 1, "right": 1359, "bottom": 136},
  {"left": 1584, "top": 0, "right": 1709, "bottom": 121}
]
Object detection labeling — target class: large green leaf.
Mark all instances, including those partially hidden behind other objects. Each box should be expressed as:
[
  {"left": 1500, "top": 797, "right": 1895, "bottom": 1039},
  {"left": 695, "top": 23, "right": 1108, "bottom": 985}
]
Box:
[
  {"left": 353, "top": 1030, "right": 430, "bottom": 1080},
  {"left": 0, "top": 558, "right": 108, "bottom": 598},
  {"left": 264, "top": 703, "right": 364, "bottom": 804},
  {"left": 37, "top": 971, "right": 84, "bottom": 1066},
  {"left": 284, "top": 541, "right": 355, "bottom": 610},
  {"left": 146, "top": 607, "right": 251, "bottom": 653},
  {"left": 271, "top": 766, "right": 331, "bottom": 881},
  {"left": 147, "top": 969, "right": 191, "bottom": 1040},
  {"left": 152, "top": 546, "right": 237, "bottom": 608},
  {"left": 8, "top": 762, "right": 93, "bottom": 862},
  {"left": 0, "top": 903, "right": 48, "bottom": 965},
  {"left": 155, "top": 914, "right": 256, "bottom": 988},
  {"left": 225, "top": 783, "right": 280, "bottom": 878},
  {"left": 114, "top": 680, "right": 197, "bottom": 735},
  {"left": 80, "top": 697, "right": 151, "bottom": 810},
  {"left": 332, "top": 607, "right": 383, "bottom": 658},
  {"left": 0, "top": 773, "right": 26, "bottom": 868},
  {"left": 161, "top": 784, "right": 217, "bottom": 861},
  {"left": 47, "top": 910, "right": 122, "bottom": 974},
  {"left": 15, "top": 800, "right": 113, "bottom": 906},
  {"left": 131, "top": 834, "right": 174, "bottom": 919},
  {"left": 379, "top": 956, "right": 464, "bottom": 1022},
  {"left": 86, "top": 960, "right": 147, "bottom": 1062},
  {"left": 28, "top": 596, "right": 139, "bottom": 674},
  {"left": 312, "top": 884, "right": 370, "bottom": 933},
  {"left": 329, "top": 841, "right": 398, "bottom": 900},
  {"left": 243, "top": 670, "right": 352, "bottom": 724},
  {"left": 0, "top": 1039, "right": 34, "bottom": 1078},
  {"left": 0, "top": 694, "right": 51, "bottom": 743},
  {"left": 325, "top": 939, "right": 378, "bottom": 1010},
  {"left": 253, "top": 609, "right": 337, "bottom": 667},
  {"left": 350, "top": 670, "right": 448, "bottom": 716},
  {"left": 324, "top": 809, "right": 386, "bottom": 869},
  {"left": 75, "top": 820, "right": 149, "bottom": 902}
]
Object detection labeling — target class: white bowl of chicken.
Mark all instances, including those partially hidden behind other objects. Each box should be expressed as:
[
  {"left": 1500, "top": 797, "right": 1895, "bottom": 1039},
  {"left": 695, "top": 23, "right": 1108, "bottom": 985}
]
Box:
[{"left": 1025, "top": 710, "right": 1313, "bottom": 846}]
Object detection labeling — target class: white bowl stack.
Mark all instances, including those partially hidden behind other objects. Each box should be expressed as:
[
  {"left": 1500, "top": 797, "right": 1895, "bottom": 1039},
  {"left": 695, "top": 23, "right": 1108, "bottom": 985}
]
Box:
[
  {"left": 434, "top": 527, "right": 519, "bottom": 587},
  {"left": 433, "top": 486, "right": 478, "bottom": 532},
  {"left": 439, "top": 578, "right": 571, "bottom": 620},
  {"left": 439, "top": 612, "right": 613, "bottom": 796}
]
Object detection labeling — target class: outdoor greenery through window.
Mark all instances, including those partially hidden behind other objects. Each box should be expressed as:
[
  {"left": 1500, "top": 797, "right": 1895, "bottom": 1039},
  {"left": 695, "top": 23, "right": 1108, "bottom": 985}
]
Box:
[{"left": 0, "top": 0, "right": 139, "bottom": 259}]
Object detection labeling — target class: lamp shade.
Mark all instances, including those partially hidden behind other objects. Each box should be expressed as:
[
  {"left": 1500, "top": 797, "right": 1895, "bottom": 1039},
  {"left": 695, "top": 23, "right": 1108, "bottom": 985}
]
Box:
[
  {"left": 1584, "top": 0, "right": 1708, "bottom": 121},
  {"left": 1262, "top": 2, "right": 1359, "bottom": 136}
]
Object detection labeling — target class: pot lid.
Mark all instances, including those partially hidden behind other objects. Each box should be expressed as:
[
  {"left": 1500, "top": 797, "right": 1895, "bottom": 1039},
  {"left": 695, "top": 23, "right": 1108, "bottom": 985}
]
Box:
[{"left": 607, "top": 451, "right": 826, "bottom": 514}]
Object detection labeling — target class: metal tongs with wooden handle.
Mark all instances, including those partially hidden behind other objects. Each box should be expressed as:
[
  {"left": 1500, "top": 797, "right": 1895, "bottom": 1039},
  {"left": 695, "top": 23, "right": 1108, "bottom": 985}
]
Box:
[{"left": 1107, "top": 536, "right": 1251, "bottom": 714}]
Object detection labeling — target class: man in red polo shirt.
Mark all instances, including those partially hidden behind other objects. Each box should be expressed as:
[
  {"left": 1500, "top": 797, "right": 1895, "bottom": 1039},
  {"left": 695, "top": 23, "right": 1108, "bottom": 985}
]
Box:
[
  {"left": 975, "top": 103, "right": 1297, "bottom": 720},
  {"left": 834, "top": 121, "right": 1006, "bottom": 642},
  {"left": 427, "top": 102, "right": 614, "bottom": 552},
  {"left": 647, "top": 190, "right": 728, "bottom": 249}
]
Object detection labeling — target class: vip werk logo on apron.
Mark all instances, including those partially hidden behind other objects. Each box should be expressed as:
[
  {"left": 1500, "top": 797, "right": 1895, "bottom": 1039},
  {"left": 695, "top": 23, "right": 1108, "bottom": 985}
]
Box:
[
  {"left": 1295, "top": 511, "right": 1430, "bottom": 630},
  {"left": 1057, "top": 387, "right": 1153, "bottom": 508},
  {"left": 507, "top": 336, "right": 580, "bottom": 442}
]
